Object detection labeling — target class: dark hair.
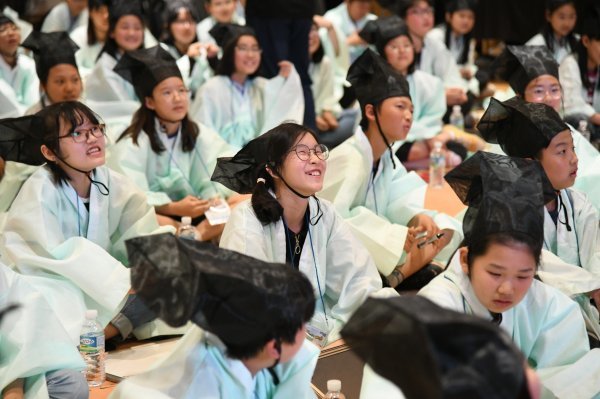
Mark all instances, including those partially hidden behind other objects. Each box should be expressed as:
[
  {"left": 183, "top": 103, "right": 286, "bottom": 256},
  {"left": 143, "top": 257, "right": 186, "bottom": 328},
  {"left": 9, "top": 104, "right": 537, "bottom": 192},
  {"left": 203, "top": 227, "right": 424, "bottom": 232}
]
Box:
[
  {"left": 380, "top": 32, "right": 416, "bottom": 75},
  {"left": 465, "top": 232, "right": 542, "bottom": 270},
  {"left": 86, "top": 0, "right": 110, "bottom": 46},
  {"left": 251, "top": 123, "right": 321, "bottom": 225},
  {"left": 541, "top": 0, "right": 578, "bottom": 60},
  {"left": 98, "top": 13, "right": 145, "bottom": 61},
  {"left": 398, "top": 0, "right": 432, "bottom": 18},
  {"left": 117, "top": 101, "right": 199, "bottom": 154},
  {"left": 40, "top": 101, "right": 102, "bottom": 185},
  {"left": 216, "top": 33, "right": 261, "bottom": 78},
  {"left": 444, "top": 12, "right": 473, "bottom": 65},
  {"left": 225, "top": 271, "right": 316, "bottom": 359},
  {"left": 577, "top": 28, "right": 600, "bottom": 92},
  {"left": 161, "top": 4, "right": 199, "bottom": 46}
]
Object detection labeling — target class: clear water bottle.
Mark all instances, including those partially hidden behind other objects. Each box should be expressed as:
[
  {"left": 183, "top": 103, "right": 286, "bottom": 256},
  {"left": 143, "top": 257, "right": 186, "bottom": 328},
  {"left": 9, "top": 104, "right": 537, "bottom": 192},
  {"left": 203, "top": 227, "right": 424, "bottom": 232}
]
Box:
[
  {"left": 325, "top": 380, "right": 346, "bottom": 399},
  {"left": 449, "top": 105, "right": 464, "bottom": 130},
  {"left": 429, "top": 141, "right": 446, "bottom": 189},
  {"left": 178, "top": 216, "right": 198, "bottom": 240},
  {"left": 578, "top": 120, "right": 591, "bottom": 142},
  {"left": 79, "top": 309, "right": 105, "bottom": 387}
]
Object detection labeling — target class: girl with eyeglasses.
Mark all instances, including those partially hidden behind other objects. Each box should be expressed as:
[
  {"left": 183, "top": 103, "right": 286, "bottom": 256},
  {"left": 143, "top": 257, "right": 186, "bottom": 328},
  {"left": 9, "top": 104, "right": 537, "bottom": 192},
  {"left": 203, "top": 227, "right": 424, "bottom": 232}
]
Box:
[
  {"left": 320, "top": 49, "right": 462, "bottom": 292},
  {"left": 189, "top": 23, "right": 304, "bottom": 149},
  {"left": 493, "top": 44, "right": 600, "bottom": 211},
  {"left": 214, "top": 122, "right": 395, "bottom": 345},
  {"left": 0, "top": 101, "right": 172, "bottom": 347},
  {"left": 111, "top": 46, "right": 243, "bottom": 242}
]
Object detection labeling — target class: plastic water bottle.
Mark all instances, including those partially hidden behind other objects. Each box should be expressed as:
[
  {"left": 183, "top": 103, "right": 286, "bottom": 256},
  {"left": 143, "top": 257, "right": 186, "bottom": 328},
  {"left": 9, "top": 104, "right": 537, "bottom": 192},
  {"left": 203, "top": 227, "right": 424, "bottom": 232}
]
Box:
[
  {"left": 429, "top": 141, "right": 446, "bottom": 189},
  {"left": 79, "top": 309, "right": 105, "bottom": 387},
  {"left": 578, "top": 120, "right": 591, "bottom": 142},
  {"left": 178, "top": 216, "right": 198, "bottom": 240},
  {"left": 449, "top": 105, "right": 464, "bottom": 130},
  {"left": 325, "top": 380, "right": 346, "bottom": 399}
]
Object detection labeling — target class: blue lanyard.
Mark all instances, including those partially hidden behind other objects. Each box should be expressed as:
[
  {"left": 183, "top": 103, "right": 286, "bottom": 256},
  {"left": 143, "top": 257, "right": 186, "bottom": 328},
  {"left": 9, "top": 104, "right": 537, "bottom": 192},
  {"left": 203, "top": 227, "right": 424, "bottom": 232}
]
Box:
[{"left": 282, "top": 211, "right": 329, "bottom": 327}]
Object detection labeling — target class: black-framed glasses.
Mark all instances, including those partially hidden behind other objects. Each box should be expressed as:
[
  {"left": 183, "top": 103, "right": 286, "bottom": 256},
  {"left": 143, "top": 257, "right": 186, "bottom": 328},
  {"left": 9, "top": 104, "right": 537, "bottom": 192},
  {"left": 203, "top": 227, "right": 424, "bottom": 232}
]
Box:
[
  {"left": 58, "top": 124, "right": 106, "bottom": 143},
  {"left": 289, "top": 144, "right": 329, "bottom": 161}
]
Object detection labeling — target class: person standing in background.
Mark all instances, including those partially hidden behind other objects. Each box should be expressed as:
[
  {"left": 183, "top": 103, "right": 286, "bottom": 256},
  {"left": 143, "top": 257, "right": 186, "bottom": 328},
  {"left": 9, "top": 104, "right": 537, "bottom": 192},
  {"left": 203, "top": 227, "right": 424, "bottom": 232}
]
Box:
[{"left": 245, "top": 0, "right": 317, "bottom": 130}]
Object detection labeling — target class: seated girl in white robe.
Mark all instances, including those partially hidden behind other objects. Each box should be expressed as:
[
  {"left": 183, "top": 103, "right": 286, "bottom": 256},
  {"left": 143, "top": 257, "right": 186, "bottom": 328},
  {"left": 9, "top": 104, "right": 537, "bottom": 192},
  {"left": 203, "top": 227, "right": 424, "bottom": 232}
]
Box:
[
  {"left": 190, "top": 23, "right": 304, "bottom": 149},
  {"left": 320, "top": 49, "right": 463, "bottom": 292},
  {"left": 196, "top": 0, "right": 245, "bottom": 45},
  {"left": 0, "top": 15, "right": 39, "bottom": 115},
  {"left": 213, "top": 122, "right": 396, "bottom": 345},
  {"left": 41, "top": 0, "right": 88, "bottom": 34},
  {"left": 84, "top": 0, "right": 145, "bottom": 102},
  {"left": 0, "top": 101, "right": 172, "bottom": 345},
  {"left": 418, "top": 151, "right": 600, "bottom": 398},
  {"left": 21, "top": 31, "right": 83, "bottom": 115},
  {"left": 479, "top": 96, "right": 600, "bottom": 342},
  {"left": 70, "top": 0, "right": 110, "bottom": 79},
  {"left": 110, "top": 45, "right": 241, "bottom": 242},
  {"left": 110, "top": 234, "right": 319, "bottom": 399}
]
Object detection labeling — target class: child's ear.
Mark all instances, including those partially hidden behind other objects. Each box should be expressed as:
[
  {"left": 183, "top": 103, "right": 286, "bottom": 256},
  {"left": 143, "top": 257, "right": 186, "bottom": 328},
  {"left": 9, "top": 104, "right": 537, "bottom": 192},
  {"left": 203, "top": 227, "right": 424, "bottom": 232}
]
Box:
[
  {"left": 264, "top": 339, "right": 280, "bottom": 360},
  {"left": 459, "top": 246, "right": 470, "bottom": 276},
  {"left": 364, "top": 104, "right": 376, "bottom": 124},
  {"left": 40, "top": 145, "right": 57, "bottom": 162}
]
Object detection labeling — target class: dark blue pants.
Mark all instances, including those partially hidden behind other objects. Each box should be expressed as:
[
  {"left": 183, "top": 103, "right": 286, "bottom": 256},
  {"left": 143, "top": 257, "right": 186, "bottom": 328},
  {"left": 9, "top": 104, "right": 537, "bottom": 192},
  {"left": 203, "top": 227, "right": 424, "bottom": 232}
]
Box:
[{"left": 246, "top": 15, "right": 316, "bottom": 130}]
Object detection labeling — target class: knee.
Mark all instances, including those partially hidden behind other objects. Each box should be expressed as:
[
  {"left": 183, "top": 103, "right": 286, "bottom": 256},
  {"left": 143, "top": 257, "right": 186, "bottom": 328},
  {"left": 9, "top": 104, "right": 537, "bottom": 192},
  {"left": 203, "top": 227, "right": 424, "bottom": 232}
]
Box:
[{"left": 46, "top": 369, "right": 89, "bottom": 399}]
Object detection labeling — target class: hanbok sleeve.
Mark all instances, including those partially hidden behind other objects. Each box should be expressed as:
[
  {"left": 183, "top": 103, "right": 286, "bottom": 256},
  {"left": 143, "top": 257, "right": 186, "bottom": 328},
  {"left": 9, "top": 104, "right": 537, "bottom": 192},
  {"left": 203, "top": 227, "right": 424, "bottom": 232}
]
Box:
[
  {"left": 265, "top": 340, "right": 320, "bottom": 399},
  {"left": 260, "top": 66, "right": 305, "bottom": 132},
  {"left": 572, "top": 191, "right": 600, "bottom": 275},
  {"left": 405, "top": 72, "right": 445, "bottom": 142},
  {"left": 559, "top": 55, "right": 596, "bottom": 118}
]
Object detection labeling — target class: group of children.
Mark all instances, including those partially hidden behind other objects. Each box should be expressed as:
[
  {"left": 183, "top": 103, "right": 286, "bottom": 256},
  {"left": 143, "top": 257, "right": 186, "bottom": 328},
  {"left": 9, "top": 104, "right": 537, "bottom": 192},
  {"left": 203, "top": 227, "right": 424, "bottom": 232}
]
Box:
[{"left": 1, "top": 0, "right": 600, "bottom": 398}]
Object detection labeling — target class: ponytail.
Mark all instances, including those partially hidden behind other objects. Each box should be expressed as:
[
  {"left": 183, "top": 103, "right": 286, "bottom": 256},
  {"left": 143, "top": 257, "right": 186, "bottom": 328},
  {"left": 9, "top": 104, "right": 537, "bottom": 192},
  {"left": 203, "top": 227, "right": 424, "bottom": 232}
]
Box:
[{"left": 251, "top": 167, "right": 283, "bottom": 225}]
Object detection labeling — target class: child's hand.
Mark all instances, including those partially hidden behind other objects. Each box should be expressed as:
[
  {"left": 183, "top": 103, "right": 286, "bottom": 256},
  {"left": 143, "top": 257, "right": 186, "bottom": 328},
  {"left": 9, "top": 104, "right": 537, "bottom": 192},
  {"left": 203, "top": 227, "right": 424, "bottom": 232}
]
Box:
[{"left": 278, "top": 61, "right": 293, "bottom": 78}]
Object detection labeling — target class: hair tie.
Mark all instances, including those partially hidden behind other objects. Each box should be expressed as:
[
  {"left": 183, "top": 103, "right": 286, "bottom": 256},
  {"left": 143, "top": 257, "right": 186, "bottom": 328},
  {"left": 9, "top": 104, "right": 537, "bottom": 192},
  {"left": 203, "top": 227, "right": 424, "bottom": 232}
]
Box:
[{"left": 257, "top": 178, "right": 266, "bottom": 184}]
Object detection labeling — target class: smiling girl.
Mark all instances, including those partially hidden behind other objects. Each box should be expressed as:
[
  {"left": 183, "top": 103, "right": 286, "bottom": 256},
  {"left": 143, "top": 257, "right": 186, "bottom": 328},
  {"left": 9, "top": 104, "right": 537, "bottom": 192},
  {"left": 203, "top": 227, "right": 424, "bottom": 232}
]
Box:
[{"left": 526, "top": 0, "right": 578, "bottom": 63}]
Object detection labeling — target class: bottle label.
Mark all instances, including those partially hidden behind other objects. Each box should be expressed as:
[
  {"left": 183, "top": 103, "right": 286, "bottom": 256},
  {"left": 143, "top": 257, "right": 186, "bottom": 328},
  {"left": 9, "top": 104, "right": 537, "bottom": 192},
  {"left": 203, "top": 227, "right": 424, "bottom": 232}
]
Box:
[{"left": 80, "top": 335, "right": 105, "bottom": 353}]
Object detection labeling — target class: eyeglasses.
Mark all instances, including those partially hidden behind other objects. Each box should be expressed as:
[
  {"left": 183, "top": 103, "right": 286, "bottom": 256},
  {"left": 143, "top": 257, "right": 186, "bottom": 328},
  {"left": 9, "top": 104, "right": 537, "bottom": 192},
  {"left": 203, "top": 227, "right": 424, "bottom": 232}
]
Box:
[
  {"left": 158, "top": 87, "right": 189, "bottom": 99},
  {"left": 0, "top": 24, "right": 20, "bottom": 35},
  {"left": 289, "top": 144, "right": 329, "bottom": 161},
  {"left": 235, "top": 45, "right": 262, "bottom": 54},
  {"left": 525, "top": 86, "right": 562, "bottom": 101},
  {"left": 407, "top": 6, "right": 434, "bottom": 16},
  {"left": 59, "top": 124, "right": 106, "bottom": 143}
]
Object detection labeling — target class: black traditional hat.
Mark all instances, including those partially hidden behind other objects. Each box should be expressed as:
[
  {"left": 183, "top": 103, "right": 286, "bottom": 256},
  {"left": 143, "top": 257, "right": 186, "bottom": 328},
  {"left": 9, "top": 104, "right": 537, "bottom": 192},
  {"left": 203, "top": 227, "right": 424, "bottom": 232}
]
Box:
[
  {"left": 109, "top": 0, "right": 143, "bottom": 30},
  {"left": 0, "top": 115, "right": 46, "bottom": 165},
  {"left": 21, "top": 31, "right": 79, "bottom": 83},
  {"left": 347, "top": 48, "right": 411, "bottom": 111},
  {"left": 0, "top": 13, "right": 15, "bottom": 27},
  {"left": 493, "top": 45, "right": 558, "bottom": 95},
  {"left": 359, "top": 16, "right": 410, "bottom": 55},
  {"left": 445, "top": 151, "right": 554, "bottom": 245},
  {"left": 209, "top": 23, "right": 255, "bottom": 49},
  {"left": 113, "top": 45, "right": 182, "bottom": 100},
  {"left": 125, "top": 233, "right": 315, "bottom": 347},
  {"left": 477, "top": 96, "right": 569, "bottom": 158},
  {"left": 341, "top": 296, "right": 529, "bottom": 399},
  {"left": 446, "top": 0, "right": 478, "bottom": 12}
]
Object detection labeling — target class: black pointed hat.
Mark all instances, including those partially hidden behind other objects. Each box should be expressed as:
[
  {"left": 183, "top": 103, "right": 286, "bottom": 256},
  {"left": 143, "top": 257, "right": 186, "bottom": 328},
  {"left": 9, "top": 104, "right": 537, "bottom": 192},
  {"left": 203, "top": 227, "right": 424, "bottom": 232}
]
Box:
[{"left": 22, "top": 31, "right": 79, "bottom": 83}]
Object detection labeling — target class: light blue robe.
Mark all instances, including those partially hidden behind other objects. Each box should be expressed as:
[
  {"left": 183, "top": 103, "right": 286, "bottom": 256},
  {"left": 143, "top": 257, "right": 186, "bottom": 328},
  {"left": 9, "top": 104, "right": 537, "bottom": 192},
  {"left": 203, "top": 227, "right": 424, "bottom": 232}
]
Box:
[
  {"left": 220, "top": 197, "right": 397, "bottom": 344},
  {"left": 190, "top": 70, "right": 304, "bottom": 149},
  {"left": 0, "top": 53, "right": 40, "bottom": 113},
  {"left": 84, "top": 52, "right": 138, "bottom": 102},
  {"left": 109, "top": 326, "right": 319, "bottom": 399},
  {"left": 419, "top": 33, "right": 467, "bottom": 90},
  {"left": 323, "top": 3, "right": 376, "bottom": 63},
  {"left": 405, "top": 70, "right": 446, "bottom": 142},
  {"left": 40, "top": 2, "right": 88, "bottom": 34},
  {"left": 319, "top": 127, "right": 463, "bottom": 275},
  {"left": 161, "top": 43, "right": 213, "bottom": 97},
  {"left": 0, "top": 166, "right": 172, "bottom": 341},
  {"left": 108, "top": 119, "right": 234, "bottom": 207}
]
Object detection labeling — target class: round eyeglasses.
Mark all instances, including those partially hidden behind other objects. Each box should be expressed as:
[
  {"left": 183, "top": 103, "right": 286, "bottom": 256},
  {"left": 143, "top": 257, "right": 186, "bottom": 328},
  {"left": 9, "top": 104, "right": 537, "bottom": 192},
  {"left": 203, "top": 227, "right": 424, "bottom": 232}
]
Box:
[
  {"left": 58, "top": 124, "right": 106, "bottom": 143},
  {"left": 525, "top": 86, "right": 562, "bottom": 101},
  {"left": 289, "top": 144, "right": 329, "bottom": 161}
]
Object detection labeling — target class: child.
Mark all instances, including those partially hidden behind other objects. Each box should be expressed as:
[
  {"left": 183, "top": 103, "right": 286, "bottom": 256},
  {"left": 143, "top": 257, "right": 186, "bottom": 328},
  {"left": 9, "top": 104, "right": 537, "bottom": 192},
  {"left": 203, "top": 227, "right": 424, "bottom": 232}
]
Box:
[
  {"left": 69, "top": 0, "right": 110, "bottom": 77},
  {"left": 213, "top": 122, "right": 396, "bottom": 344},
  {"left": 478, "top": 97, "right": 600, "bottom": 342},
  {"left": 320, "top": 49, "right": 462, "bottom": 290},
  {"left": 0, "top": 14, "right": 39, "bottom": 114},
  {"left": 526, "top": 0, "right": 578, "bottom": 63},
  {"left": 84, "top": 0, "right": 145, "bottom": 102},
  {"left": 197, "top": 0, "right": 244, "bottom": 45},
  {"left": 112, "top": 46, "right": 238, "bottom": 241},
  {"left": 111, "top": 233, "right": 319, "bottom": 398},
  {"left": 420, "top": 151, "right": 600, "bottom": 397},
  {"left": 41, "top": 0, "right": 88, "bottom": 34},
  {"left": 0, "top": 102, "right": 172, "bottom": 344},
  {"left": 190, "top": 23, "right": 303, "bottom": 149},
  {"left": 21, "top": 31, "right": 82, "bottom": 114}
]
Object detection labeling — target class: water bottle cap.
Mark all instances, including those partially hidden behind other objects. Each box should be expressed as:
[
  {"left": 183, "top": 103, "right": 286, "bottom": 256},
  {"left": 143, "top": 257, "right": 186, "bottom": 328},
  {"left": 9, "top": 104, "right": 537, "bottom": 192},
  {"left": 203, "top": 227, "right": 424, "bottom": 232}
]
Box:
[
  {"left": 433, "top": 141, "right": 443, "bottom": 149},
  {"left": 578, "top": 120, "right": 588, "bottom": 130},
  {"left": 327, "top": 379, "right": 341, "bottom": 392},
  {"left": 452, "top": 105, "right": 461, "bottom": 113},
  {"left": 85, "top": 309, "right": 98, "bottom": 319},
  {"left": 181, "top": 216, "right": 192, "bottom": 225}
]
